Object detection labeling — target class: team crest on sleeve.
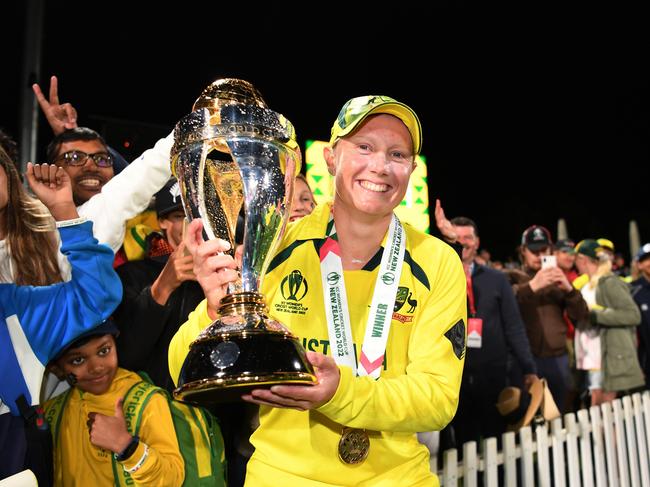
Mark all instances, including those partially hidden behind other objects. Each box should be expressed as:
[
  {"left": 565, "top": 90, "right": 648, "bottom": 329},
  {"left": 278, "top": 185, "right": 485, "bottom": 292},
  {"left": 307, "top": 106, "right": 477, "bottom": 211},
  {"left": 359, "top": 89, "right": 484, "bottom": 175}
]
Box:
[
  {"left": 445, "top": 320, "right": 466, "bottom": 360},
  {"left": 392, "top": 286, "right": 417, "bottom": 323},
  {"left": 274, "top": 270, "right": 309, "bottom": 315}
]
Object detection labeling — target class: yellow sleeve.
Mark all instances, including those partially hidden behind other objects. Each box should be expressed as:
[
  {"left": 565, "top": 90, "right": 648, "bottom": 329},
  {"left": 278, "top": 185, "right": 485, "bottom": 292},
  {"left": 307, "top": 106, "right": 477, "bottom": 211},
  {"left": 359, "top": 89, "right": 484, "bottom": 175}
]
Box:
[
  {"left": 119, "top": 394, "right": 185, "bottom": 486},
  {"left": 573, "top": 273, "right": 588, "bottom": 290},
  {"left": 318, "top": 244, "right": 467, "bottom": 433},
  {"left": 168, "top": 299, "right": 213, "bottom": 385}
]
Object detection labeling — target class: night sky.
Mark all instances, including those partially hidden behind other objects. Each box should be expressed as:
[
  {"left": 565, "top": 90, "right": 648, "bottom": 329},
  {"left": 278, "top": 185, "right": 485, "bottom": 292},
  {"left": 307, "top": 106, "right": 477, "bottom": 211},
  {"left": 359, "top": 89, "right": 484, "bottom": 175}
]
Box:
[{"left": 3, "top": 4, "right": 648, "bottom": 262}]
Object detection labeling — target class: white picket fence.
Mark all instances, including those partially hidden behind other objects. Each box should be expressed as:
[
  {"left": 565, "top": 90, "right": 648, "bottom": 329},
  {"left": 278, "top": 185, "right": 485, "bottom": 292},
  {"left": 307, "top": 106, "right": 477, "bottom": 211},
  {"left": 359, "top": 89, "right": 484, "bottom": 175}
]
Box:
[{"left": 433, "top": 391, "right": 650, "bottom": 486}]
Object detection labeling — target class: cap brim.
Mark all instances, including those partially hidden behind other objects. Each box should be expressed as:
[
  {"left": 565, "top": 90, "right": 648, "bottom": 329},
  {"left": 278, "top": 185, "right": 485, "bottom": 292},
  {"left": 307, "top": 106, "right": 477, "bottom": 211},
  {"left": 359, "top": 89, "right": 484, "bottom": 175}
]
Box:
[
  {"left": 526, "top": 243, "right": 550, "bottom": 252},
  {"left": 50, "top": 320, "right": 119, "bottom": 363},
  {"left": 157, "top": 205, "right": 183, "bottom": 218},
  {"left": 331, "top": 101, "right": 422, "bottom": 155}
]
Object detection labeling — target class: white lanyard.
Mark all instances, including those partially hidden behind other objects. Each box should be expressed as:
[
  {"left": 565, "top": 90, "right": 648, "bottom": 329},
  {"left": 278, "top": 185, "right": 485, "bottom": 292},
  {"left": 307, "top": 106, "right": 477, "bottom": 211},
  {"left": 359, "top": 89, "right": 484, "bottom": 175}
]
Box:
[{"left": 319, "top": 213, "right": 406, "bottom": 378}]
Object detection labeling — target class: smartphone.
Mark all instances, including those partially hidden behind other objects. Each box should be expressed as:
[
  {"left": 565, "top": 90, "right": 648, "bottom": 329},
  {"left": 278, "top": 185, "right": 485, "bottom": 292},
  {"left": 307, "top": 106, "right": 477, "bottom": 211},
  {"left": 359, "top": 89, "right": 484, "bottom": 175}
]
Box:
[{"left": 541, "top": 255, "right": 557, "bottom": 269}]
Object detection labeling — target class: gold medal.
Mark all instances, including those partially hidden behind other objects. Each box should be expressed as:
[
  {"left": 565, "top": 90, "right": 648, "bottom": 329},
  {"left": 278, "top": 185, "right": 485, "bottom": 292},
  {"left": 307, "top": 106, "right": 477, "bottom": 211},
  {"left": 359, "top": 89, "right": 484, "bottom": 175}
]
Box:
[{"left": 338, "top": 428, "right": 370, "bottom": 464}]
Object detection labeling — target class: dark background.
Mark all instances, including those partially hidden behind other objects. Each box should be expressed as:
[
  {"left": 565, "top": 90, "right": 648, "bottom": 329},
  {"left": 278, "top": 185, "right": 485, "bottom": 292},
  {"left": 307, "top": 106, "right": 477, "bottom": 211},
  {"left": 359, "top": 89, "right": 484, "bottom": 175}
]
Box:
[{"left": 2, "top": 4, "right": 648, "bottom": 262}]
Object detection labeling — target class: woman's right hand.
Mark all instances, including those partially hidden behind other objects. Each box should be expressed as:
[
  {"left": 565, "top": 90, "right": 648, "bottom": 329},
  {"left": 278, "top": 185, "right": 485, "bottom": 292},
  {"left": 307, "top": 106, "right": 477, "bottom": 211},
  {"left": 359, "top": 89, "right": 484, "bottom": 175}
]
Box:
[{"left": 184, "top": 218, "right": 239, "bottom": 318}]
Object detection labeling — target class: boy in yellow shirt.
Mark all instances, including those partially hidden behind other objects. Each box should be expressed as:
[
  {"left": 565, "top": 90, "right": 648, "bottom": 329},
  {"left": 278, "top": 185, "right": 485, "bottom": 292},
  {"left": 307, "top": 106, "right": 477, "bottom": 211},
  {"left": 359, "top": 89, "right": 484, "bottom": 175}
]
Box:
[{"left": 46, "top": 320, "right": 184, "bottom": 486}]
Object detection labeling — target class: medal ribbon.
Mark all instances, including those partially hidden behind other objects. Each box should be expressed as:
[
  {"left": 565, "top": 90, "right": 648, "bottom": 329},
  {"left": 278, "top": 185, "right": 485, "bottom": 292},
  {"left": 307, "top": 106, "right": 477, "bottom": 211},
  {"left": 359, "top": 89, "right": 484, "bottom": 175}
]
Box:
[{"left": 319, "top": 213, "right": 406, "bottom": 379}]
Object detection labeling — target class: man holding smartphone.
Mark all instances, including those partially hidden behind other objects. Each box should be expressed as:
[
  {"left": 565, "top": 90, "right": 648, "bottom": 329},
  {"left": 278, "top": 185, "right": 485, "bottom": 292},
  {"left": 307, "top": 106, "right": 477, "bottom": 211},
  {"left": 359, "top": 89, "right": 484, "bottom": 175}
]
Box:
[{"left": 506, "top": 225, "right": 589, "bottom": 413}]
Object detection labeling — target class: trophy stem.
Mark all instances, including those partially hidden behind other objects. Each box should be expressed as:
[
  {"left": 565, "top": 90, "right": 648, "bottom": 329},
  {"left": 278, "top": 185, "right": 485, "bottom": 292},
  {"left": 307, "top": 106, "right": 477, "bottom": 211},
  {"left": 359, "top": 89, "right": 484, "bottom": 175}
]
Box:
[{"left": 218, "top": 292, "right": 268, "bottom": 318}]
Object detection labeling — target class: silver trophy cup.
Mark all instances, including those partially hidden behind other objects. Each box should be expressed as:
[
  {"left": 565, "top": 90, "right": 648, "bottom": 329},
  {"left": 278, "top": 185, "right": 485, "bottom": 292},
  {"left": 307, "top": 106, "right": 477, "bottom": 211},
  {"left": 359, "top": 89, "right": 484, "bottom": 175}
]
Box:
[{"left": 171, "top": 79, "right": 316, "bottom": 404}]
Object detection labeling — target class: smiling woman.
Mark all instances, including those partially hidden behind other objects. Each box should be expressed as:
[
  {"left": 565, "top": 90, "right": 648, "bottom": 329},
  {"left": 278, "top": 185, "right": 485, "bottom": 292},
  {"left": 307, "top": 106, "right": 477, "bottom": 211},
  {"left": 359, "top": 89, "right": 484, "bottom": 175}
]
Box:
[
  {"left": 169, "top": 95, "right": 467, "bottom": 486},
  {"left": 323, "top": 114, "right": 415, "bottom": 235}
]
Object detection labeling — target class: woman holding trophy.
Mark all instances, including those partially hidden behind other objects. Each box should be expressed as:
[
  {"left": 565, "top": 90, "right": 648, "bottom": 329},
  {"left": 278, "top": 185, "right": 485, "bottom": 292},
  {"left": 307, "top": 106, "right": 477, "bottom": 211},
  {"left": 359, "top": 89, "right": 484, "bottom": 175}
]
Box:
[{"left": 169, "top": 91, "right": 466, "bottom": 486}]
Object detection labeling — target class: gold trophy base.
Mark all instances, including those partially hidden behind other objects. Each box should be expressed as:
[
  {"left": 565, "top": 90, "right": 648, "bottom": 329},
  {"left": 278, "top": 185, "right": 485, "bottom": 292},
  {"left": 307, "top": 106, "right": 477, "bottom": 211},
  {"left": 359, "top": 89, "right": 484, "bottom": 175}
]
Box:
[{"left": 174, "top": 293, "right": 317, "bottom": 405}]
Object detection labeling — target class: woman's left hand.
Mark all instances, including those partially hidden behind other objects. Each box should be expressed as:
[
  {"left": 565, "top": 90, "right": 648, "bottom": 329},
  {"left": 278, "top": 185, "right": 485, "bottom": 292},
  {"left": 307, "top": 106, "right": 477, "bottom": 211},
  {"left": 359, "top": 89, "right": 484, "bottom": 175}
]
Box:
[{"left": 242, "top": 352, "right": 340, "bottom": 411}]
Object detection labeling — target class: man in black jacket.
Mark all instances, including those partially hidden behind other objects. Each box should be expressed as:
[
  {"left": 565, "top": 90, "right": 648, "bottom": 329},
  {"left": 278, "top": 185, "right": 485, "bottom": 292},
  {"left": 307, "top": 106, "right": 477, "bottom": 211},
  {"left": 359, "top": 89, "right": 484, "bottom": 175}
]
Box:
[
  {"left": 113, "top": 178, "right": 204, "bottom": 392},
  {"left": 438, "top": 213, "right": 537, "bottom": 445}
]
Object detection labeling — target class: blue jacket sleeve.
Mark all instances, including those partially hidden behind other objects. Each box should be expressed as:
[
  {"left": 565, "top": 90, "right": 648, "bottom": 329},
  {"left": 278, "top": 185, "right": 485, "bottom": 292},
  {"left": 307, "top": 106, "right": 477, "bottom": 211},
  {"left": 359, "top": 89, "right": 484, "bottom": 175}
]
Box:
[{"left": 6, "top": 221, "right": 123, "bottom": 364}]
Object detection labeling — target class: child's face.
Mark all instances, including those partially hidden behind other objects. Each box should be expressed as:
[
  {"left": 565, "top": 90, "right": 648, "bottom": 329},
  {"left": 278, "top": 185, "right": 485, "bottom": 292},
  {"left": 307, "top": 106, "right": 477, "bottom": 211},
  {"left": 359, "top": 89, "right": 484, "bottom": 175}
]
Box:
[{"left": 54, "top": 335, "right": 118, "bottom": 395}]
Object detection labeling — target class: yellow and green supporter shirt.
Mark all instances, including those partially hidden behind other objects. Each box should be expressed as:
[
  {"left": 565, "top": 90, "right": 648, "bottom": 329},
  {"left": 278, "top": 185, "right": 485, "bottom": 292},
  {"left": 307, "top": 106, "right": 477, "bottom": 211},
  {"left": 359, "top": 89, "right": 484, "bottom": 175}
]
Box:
[
  {"left": 45, "top": 368, "right": 184, "bottom": 487},
  {"left": 169, "top": 202, "right": 467, "bottom": 486}
]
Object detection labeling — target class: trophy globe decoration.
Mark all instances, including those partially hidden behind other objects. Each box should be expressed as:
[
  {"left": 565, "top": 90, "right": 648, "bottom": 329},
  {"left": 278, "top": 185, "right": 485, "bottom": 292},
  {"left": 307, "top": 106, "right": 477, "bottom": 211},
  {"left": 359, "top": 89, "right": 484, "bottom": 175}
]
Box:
[{"left": 172, "top": 78, "right": 317, "bottom": 404}]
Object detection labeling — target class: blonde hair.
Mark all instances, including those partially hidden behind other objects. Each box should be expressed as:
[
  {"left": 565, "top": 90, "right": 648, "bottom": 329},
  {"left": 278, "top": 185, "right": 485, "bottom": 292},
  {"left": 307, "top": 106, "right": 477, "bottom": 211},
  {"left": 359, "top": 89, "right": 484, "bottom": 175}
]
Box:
[
  {"left": 296, "top": 173, "right": 314, "bottom": 194},
  {"left": 0, "top": 147, "right": 62, "bottom": 285},
  {"left": 588, "top": 250, "right": 613, "bottom": 289}
]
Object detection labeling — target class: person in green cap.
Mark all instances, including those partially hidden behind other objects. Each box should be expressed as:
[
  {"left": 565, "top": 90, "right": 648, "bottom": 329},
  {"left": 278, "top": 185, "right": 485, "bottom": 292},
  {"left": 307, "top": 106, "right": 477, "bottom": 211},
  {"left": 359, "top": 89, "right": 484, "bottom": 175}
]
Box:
[
  {"left": 574, "top": 239, "right": 644, "bottom": 405},
  {"left": 169, "top": 95, "right": 466, "bottom": 486}
]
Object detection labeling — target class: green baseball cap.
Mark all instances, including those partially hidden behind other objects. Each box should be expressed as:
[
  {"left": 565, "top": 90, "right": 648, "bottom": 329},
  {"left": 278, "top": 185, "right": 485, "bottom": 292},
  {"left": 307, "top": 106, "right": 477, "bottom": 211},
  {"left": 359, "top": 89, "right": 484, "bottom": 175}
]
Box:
[
  {"left": 575, "top": 239, "right": 602, "bottom": 260},
  {"left": 329, "top": 95, "right": 422, "bottom": 155}
]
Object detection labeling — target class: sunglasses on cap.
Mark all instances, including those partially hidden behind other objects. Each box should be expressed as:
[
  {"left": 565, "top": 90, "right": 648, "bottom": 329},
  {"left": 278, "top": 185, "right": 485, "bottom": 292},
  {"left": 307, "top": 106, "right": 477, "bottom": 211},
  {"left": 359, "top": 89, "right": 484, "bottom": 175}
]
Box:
[{"left": 55, "top": 150, "right": 113, "bottom": 168}]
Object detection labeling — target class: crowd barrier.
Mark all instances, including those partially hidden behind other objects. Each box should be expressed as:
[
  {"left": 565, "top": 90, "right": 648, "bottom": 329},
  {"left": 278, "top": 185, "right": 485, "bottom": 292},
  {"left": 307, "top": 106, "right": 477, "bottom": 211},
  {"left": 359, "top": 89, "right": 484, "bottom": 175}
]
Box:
[{"left": 433, "top": 391, "right": 650, "bottom": 486}]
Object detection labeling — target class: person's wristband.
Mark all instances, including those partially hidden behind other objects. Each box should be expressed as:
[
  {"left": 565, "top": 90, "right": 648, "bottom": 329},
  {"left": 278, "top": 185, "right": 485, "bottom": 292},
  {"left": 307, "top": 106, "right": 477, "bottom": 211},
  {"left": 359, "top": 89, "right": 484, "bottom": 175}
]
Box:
[
  {"left": 55, "top": 216, "right": 87, "bottom": 228},
  {"left": 115, "top": 435, "right": 140, "bottom": 462},
  {"left": 124, "top": 444, "right": 149, "bottom": 473}
]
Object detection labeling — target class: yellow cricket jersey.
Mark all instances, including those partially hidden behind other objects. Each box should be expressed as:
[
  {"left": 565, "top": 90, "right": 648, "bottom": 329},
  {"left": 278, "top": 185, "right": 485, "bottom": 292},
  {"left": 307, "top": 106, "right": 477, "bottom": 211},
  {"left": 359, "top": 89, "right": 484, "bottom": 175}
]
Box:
[
  {"left": 45, "top": 368, "right": 184, "bottom": 487},
  {"left": 169, "top": 203, "right": 467, "bottom": 486}
]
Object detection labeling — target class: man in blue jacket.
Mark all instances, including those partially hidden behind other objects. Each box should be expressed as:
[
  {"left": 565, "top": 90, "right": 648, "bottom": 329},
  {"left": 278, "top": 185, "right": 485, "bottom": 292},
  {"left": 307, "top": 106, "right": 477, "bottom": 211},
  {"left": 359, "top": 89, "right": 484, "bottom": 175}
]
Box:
[{"left": 0, "top": 158, "right": 122, "bottom": 484}]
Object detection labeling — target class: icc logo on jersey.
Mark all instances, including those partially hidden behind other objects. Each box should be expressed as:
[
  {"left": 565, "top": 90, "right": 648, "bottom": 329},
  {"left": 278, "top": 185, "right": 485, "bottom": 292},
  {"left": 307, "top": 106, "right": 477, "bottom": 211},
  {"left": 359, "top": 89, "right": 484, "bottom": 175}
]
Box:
[{"left": 281, "top": 270, "right": 309, "bottom": 301}]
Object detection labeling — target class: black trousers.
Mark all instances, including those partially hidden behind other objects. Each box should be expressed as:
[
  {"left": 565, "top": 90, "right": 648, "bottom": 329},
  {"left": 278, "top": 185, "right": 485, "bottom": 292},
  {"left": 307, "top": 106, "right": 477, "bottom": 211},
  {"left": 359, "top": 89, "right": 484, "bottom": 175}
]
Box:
[
  {"left": 0, "top": 412, "right": 52, "bottom": 486},
  {"left": 450, "top": 364, "right": 508, "bottom": 448}
]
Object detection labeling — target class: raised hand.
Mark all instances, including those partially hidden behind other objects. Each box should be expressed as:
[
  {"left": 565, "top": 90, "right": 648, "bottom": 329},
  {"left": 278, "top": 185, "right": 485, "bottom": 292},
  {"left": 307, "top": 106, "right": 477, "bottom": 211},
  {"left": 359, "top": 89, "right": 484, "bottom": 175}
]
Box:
[
  {"left": 151, "top": 241, "right": 197, "bottom": 305},
  {"left": 184, "top": 218, "right": 239, "bottom": 318},
  {"left": 87, "top": 398, "right": 132, "bottom": 454},
  {"left": 32, "top": 75, "right": 78, "bottom": 135},
  {"left": 242, "top": 351, "right": 340, "bottom": 411},
  {"left": 25, "top": 162, "right": 78, "bottom": 221},
  {"left": 434, "top": 199, "right": 458, "bottom": 242}
]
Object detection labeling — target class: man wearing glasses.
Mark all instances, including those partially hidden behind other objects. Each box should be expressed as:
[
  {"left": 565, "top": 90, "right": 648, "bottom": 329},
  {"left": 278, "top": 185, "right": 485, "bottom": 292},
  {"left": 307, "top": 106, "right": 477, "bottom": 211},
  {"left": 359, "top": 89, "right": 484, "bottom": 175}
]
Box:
[
  {"left": 44, "top": 127, "right": 172, "bottom": 255},
  {"left": 46, "top": 128, "right": 115, "bottom": 206}
]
